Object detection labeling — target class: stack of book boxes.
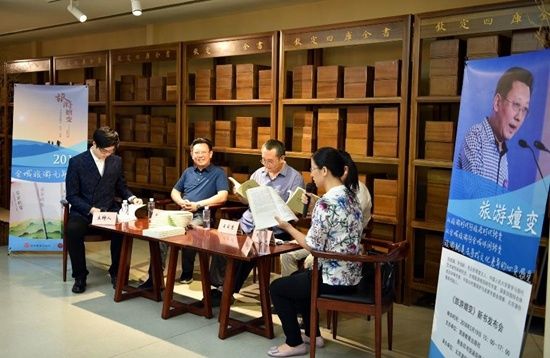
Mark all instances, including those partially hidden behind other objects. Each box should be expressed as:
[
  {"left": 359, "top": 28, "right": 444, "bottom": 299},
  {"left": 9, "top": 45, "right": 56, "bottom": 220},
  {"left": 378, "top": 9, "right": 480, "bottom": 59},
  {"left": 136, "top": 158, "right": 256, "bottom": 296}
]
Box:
[
  {"left": 292, "top": 111, "right": 315, "bottom": 152},
  {"left": 98, "top": 80, "right": 107, "bottom": 102},
  {"left": 216, "top": 64, "right": 235, "bottom": 100},
  {"left": 117, "top": 116, "right": 134, "bottom": 142},
  {"left": 166, "top": 120, "right": 176, "bottom": 146},
  {"left": 344, "top": 66, "right": 374, "bottom": 98},
  {"left": 215, "top": 120, "right": 235, "bottom": 147},
  {"left": 135, "top": 76, "right": 149, "bottom": 101},
  {"left": 166, "top": 72, "right": 177, "bottom": 101},
  {"left": 373, "top": 107, "right": 398, "bottom": 157},
  {"left": 429, "top": 39, "right": 462, "bottom": 96},
  {"left": 150, "top": 116, "right": 167, "bottom": 145},
  {"left": 425, "top": 169, "right": 451, "bottom": 224},
  {"left": 292, "top": 65, "right": 315, "bottom": 99},
  {"left": 373, "top": 178, "right": 398, "bottom": 219},
  {"left": 345, "top": 107, "right": 369, "bottom": 156},
  {"left": 149, "top": 76, "right": 166, "bottom": 101},
  {"left": 467, "top": 35, "right": 509, "bottom": 59},
  {"left": 317, "top": 108, "right": 344, "bottom": 149},
  {"left": 511, "top": 30, "right": 544, "bottom": 54},
  {"left": 165, "top": 166, "right": 179, "bottom": 186},
  {"left": 135, "top": 157, "right": 149, "bottom": 184},
  {"left": 236, "top": 64, "right": 262, "bottom": 100},
  {"left": 373, "top": 60, "right": 400, "bottom": 97},
  {"left": 257, "top": 127, "right": 271, "bottom": 148},
  {"left": 235, "top": 116, "right": 269, "bottom": 149},
  {"left": 195, "top": 69, "right": 215, "bottom": 100},
  {"left": 316, "top": 65, "right": 342, "bottom": 98},
  {"left": 258, "top": 69, "right": 272, "bottom": 99},
  {"left": 194, "top": 120, "right": 213, "bottom": 140},
  {"left": 121, "top": 150, "right": 138, "bottom": 182},
  {"left": 120, "top": 75, "right": 135, "bottom": 101},
  {"left": 86, "top": 79, "right": 98, "bottom": 102},
  {"left": 88, "top": 113, "right": 98, "bottom": 139},
  {"left": 134, "top": 114, "right": 150, "bottom": 143},
  {"left": 424, "top": 121, "right": 455, "bottom": 161},
  {"left": 150, "top": 157, "right": 173, "bottom": 186}
]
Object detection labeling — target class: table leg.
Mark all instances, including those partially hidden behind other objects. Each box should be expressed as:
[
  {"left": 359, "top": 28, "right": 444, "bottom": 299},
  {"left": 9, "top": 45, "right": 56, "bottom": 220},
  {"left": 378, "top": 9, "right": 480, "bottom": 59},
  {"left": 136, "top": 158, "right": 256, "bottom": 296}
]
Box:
[
  {"left": 257, "top": 257, "right": 274, "bottom": 338},
  {"left": 218, "top": 257, "right": 236, "bottom": 339},
  {"left": 149, "top": 241, "right": 163, "bottom": 301},
  {"left": 161, "top": 245, "right": 180, "bottom": 319},
  {"left": 114, "top": 234, "right": 133, "bottom": 302},
  {"left": 199, "top": 252, "right": 213, "bottom": 318}
]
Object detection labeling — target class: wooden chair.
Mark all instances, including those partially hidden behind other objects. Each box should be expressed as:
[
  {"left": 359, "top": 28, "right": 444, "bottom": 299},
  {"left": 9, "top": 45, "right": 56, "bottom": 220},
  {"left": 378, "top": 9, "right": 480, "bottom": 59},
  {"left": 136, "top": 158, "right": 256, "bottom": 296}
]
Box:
[
  {"left": 61, "top": 199, "right": 110, "bottom": 282},
  {"left": 309, "top": 238, "right": 409, "bottom": 358}
]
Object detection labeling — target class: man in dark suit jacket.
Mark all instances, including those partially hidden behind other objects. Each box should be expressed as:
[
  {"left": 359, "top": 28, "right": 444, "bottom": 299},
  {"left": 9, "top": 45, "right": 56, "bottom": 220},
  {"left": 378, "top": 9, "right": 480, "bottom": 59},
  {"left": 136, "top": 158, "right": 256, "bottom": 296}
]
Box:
[{"left": 65, "top": 127, "right": 142, "bottom": 294}]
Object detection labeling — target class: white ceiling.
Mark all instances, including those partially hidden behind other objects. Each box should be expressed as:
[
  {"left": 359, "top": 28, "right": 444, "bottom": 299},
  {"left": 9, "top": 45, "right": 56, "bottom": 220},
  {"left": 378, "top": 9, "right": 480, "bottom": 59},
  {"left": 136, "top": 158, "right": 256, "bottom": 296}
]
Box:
[{"left": 0, "top": 0, "right": 318, "bottom": 44}]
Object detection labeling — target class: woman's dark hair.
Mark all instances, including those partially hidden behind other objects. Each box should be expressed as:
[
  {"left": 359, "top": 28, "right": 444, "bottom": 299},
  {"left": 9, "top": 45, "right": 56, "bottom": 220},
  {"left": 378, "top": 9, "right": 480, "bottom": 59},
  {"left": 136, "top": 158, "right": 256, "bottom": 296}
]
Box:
[
  {"left": 312, "top": 147, "right": 358, "bottom": 194},
  {"left": 93, "top": 126, "right": 119, "bottom": 149}
]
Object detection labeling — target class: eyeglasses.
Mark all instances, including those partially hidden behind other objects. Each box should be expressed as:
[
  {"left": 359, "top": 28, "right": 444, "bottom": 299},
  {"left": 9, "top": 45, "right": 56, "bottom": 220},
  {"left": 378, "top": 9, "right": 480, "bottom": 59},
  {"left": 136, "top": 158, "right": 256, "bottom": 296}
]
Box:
[
  {"left": 260, "top": 157, "right": 280, "bottom": 166},
  {"left": 310, "top": 166, "right": 320, "bottom": 172},
  {"left": 502, "top": 97, "right": 529, "bottom": 116}
]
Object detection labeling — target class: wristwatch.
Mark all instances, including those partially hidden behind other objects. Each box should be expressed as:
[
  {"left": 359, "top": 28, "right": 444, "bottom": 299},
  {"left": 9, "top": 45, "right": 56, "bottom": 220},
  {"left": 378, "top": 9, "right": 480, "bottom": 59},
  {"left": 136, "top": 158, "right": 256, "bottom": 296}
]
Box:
[{"left": 197, "top": 202, "right": 203, "bottom": 210}]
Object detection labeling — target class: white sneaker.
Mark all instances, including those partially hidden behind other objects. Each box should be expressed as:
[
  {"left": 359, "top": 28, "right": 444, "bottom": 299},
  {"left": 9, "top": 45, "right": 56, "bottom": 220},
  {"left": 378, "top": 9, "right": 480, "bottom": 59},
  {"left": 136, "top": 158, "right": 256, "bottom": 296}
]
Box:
[
  {"left": 179, "top": 277, "right": 193, "bottom": 284},
  {"left": 301, "top": 333, "right": 325, "bottom": 348}
]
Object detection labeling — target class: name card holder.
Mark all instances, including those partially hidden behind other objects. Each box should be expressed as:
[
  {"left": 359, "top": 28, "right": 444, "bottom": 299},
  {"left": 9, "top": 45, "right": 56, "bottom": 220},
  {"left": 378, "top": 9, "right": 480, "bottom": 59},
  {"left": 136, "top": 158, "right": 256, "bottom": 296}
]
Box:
[
  {"left": 218, "top": 219, "right": 239, "bottom": 235},
  {"left": 92, "top": 212, "right": 118, "bottom": 225}
]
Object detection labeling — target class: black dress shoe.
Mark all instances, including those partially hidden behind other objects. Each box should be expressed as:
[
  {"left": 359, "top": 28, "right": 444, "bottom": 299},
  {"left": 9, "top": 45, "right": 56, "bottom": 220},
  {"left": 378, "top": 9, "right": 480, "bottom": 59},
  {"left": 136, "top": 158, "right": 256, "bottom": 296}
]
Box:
[
  {"left": 210, "top": 288, "right": 235, "bottom": 307},
  {"left": 138, "top": 277, "right": 153, "bottom": 289},
  {"left": 110, "top": 275, "right": 117, "bottom": 289},
  {"left": 72, "top": 278, "right": 87, "bottom": 294}
]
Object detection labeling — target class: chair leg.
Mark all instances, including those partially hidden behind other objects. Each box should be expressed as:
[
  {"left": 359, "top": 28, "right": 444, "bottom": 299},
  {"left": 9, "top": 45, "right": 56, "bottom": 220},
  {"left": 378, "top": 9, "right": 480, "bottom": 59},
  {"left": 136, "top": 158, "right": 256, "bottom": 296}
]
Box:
[
  {"left": 387, "top": 305, "right": 393, "bottom": 351},
  {"left": 252, "top": 266, "right": 257, "bottom": 283},
  {"left": 63, "top": 242, "right": 68, "bottom": 282},
  {"left": 375, "top": 313, "right": 382, "bottom": 358},
  {"left": 332, "top": 311, "right": 338, "bottom": 339},
  {"left": 326, "top": 310, "right": 332, "bottom": 329}
]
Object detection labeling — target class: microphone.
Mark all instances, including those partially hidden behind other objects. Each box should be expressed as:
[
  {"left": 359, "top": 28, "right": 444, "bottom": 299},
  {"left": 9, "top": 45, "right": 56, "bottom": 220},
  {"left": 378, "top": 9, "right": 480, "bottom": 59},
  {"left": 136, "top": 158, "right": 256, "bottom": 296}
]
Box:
[
  {"left": 495, "top": 140, "right": 508, "bottom": 188},
  {"left": 534, "top": 140, "right": 550, "bottom": 154},
  {"left": 519, "top": 139, "right": 546, "bottom": 186},
  {"left": 303, "top": 182, "right": 317, "bottom": 216}
]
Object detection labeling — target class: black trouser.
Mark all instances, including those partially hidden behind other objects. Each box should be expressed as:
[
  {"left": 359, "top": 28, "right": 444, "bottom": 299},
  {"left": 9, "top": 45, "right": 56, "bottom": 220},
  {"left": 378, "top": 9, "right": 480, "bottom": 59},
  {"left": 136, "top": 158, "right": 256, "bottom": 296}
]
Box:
[
  {"left": 181, "top": 248, "right": 196, "bottom": 280},
  {"left": 270, "top": 270, "right": 357, "bottom": 347},
  {"left": 66, "top": 214, "right": 123, "bottom": 280}
]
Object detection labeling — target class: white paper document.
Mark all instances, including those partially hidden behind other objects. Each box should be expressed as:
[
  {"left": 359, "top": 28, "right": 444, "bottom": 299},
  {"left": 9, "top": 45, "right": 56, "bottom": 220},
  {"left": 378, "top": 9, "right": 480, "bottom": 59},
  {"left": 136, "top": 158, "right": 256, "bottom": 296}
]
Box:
[{"left": 246, "top": 186, "right": 298, "bottom": 230}]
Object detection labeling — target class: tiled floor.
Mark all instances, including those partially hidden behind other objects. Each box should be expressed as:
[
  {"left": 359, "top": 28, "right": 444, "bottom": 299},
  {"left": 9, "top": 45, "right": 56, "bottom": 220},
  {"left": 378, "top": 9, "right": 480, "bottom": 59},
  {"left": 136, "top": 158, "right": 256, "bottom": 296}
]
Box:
[{"left": 0, "top": 240, "right": 544, "bottom": 357}]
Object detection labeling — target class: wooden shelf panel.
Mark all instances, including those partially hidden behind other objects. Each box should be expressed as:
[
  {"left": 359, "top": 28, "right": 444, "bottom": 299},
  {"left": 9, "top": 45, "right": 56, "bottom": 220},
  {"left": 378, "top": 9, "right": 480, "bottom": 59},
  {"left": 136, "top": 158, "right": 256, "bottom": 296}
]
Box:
[
  {"left": 186, "top": 100, "right": 271, "bottom": 106},
  {"left": 127, "top": 182, "right": 172, "bottom": 192},
  {"left": 282, "top": 97, "right": 402, "bottom": 105},
  {"left": 89, "top": 101, "right": 107, "bottom": 106},
  {"left": 413, "top": 159, "right": 453, "bottom": 168},
  {"left": 113, "top": 101, "right": 177, "bottom": 106},
  {"left": 409, "top": 280, "right": 437, "bottom": 294},
  {"left": 416, "top": 96, "right": 460, "bottom": 103},
  {"left": 212, "top": 147, "right": 261, "bottom": 155},
  {"left": 286, "top": 151, "right": 400, "bottom": 165},
  {"left": 119, "top": 142, "right": 177, "bottom": 150},
  {"left": 411, "top": 220, "right": 445, "bottom": 232}
]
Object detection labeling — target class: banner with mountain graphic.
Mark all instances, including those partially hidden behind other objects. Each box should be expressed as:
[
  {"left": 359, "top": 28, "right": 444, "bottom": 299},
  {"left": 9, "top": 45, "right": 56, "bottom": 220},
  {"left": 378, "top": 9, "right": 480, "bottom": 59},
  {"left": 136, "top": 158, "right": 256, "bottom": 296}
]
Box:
[{"left": 9, "top": 84, "right": 88, "bottom": 252}]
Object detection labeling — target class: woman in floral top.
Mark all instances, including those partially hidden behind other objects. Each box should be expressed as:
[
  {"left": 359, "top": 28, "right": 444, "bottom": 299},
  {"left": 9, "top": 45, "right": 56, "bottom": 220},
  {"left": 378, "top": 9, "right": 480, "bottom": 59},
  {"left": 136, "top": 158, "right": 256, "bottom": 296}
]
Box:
[{"left": 268, "top": 147, "right": 363, "bottom": 357}]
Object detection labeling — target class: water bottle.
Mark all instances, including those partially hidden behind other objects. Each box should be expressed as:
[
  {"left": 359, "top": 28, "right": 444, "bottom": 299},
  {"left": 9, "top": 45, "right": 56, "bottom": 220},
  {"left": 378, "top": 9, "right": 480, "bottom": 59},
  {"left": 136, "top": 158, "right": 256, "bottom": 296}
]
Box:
[
  {"left": 203, "top": 205, "right": 210, "bottom": 230},
  {"left": 147, "top": 198, "right": 155, "bottom": 220},
  {"left": 121, "top": 199, "right": 129, "bottom": 216}
]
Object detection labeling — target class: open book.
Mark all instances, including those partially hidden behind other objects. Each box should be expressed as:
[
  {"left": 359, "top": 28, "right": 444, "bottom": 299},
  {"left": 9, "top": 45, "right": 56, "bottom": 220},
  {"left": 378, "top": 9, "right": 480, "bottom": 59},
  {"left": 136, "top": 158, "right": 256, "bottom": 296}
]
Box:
[
  {"left": 285, "top": 186, "right": 320, "bottom": 215},
  {"left": 246, "top": 185, "right": 298, "bottom": 230},
  {"left": 228, "top": 177, "right": 259, "bottom": 204}
]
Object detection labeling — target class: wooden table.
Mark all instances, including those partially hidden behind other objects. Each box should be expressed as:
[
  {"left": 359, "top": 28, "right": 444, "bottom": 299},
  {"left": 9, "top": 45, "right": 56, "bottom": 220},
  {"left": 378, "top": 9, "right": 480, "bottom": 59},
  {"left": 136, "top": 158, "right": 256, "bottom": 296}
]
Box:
[{"left": 92, "top": 219, "right": 300, "bottom": 339}]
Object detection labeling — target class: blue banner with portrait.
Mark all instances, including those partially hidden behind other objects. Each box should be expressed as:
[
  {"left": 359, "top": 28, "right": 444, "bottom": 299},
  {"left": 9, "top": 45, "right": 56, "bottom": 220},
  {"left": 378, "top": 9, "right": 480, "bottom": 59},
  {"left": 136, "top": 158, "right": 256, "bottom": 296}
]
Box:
[
  {"left": 9, "top": 84, "right": 88, "bottom": 252},
  {"left": 430, "top": 50, "right": 550, "bottom": 358}
]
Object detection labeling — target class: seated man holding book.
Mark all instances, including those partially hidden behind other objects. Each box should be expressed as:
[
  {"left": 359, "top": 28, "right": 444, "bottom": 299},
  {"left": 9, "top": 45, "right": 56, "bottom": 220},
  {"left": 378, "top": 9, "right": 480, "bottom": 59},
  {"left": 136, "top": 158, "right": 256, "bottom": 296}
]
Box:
[
  {"left": 140, "top": 137, "right": 228, "bottom": 288},
  {"left": 209, "top": 139, "right": 304, "bottom": 303}
]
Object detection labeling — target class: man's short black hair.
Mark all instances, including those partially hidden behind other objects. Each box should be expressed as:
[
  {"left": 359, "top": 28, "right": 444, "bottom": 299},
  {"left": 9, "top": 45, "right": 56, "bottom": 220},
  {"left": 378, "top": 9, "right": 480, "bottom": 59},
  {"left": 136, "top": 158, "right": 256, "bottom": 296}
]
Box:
[
  {"left": 262, "top": 139, "right": 285, "bottom": 157},
  {"left": 495, "top": 67, "right": 533, "bottom": 97},
  {"left": 190, "top": 137, "right": 213, "bottom": 151},
  {"left": 93, "top": 126, "right": 119, "bottom": 148}
]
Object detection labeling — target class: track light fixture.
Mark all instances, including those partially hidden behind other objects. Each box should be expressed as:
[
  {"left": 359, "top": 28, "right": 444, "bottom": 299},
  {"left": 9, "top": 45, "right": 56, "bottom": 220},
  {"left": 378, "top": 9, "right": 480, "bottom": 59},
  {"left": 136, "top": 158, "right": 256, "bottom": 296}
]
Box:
[
  {"left": 67, "top": 0, "right": 87, "bottom": 23},
  {"left": 131, "top": 0, "right": 142, "bottom": 16}
]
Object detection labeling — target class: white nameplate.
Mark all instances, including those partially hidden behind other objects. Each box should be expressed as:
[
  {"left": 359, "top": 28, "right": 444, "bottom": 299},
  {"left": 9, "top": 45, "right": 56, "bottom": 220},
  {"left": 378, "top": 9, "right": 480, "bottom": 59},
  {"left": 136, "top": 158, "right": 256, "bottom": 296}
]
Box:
[
  {"left": 218, "top": 219, "right": 239, "bottom": 235},
  {"left": 241, "top": 237, "right": 254, "bottom": 256},
  {"left": 92, "top": 211, "right": 118, "bottom": 225},
  {"left": 251, "top": 229, "right": 273, "bottom": 245}
]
